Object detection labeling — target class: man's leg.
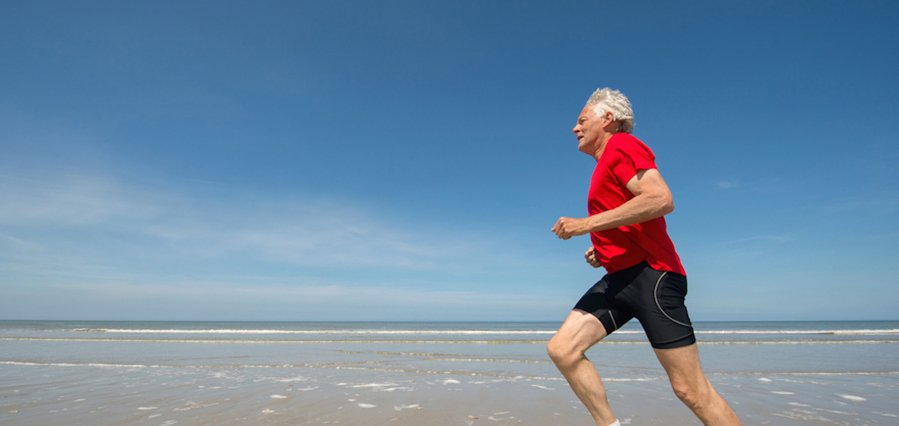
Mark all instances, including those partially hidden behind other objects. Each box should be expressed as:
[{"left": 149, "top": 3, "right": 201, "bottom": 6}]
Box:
[
  {"left": 654, "top": 344, "right": 741, "bottom": 426},
  {"left": 547, "top": 309, "right": 617, "bottom": 426}
]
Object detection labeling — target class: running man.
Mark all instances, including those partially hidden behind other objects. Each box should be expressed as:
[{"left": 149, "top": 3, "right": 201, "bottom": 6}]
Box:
[{"left": 548, "top": 88, "right": 742, "bottom": 426}]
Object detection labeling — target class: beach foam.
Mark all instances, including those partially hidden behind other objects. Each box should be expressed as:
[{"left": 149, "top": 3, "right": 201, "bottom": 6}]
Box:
[
  {"left": 68, "top": 327, "right": 899, "bottom": 336},
  {"left": 838, "top": 394, "right": 867, "bottom": 402}
]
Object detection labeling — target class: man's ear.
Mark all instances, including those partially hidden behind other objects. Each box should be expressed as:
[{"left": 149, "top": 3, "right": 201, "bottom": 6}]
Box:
[{"left": 603, "top": 112, "right": 617, "bottom": 131}]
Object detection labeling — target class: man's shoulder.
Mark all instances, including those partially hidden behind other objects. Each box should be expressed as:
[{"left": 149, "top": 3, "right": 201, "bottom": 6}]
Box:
[
  {"left": 608, "top": 133, "right": 654, "bottom": 158},
  {"left": 610, "top": 132, "right": 640, "bottom": 143}
]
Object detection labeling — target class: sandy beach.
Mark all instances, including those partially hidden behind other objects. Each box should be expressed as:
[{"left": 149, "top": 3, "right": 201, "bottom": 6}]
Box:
[
  {"left": 2, "top": 362, "right": 895, "bottom": 425},
  {"left": 2, "top": 321, "right": 897, "bottom": 425}
]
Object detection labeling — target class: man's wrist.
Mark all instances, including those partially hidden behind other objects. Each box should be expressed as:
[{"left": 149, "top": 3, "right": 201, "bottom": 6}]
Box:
[{"left": 584, "top": 213, "right": 605, "bottom": 234}]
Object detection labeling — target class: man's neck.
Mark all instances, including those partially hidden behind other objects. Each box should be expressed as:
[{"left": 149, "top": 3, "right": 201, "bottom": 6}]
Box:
[{"left": 592, "top": 133, "right": 617, "bottom": 161}]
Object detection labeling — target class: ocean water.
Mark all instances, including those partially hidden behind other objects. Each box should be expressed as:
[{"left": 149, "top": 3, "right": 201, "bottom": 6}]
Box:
[{"left": 1, "top": 320, "right": 897, "bottom": 425}]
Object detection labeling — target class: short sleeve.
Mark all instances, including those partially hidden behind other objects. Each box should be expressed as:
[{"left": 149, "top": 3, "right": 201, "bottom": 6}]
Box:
[{"left": 608, "top": 139, "right": 658, "bottom": 186}]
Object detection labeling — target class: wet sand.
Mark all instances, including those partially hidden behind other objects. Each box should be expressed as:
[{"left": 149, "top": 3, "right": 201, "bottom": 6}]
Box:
[{"left": 2, "top": 361, "right": 896, "bottom": 425}]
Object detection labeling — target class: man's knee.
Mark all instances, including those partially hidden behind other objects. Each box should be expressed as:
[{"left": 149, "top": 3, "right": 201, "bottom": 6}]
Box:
[
  {"left": 670, "top": 379, "right": 710, "bottom": 410},
  {"left": 546, "top": 336, "right": 565, "bottom": 362},
  {"left": 548, "top": 311, "right": 607, "bottom": 370},
  {"left": 546, "top": 336, "right": 580, "bottom": 369}
]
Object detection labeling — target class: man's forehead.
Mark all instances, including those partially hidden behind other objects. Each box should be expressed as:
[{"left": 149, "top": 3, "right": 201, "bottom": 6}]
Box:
[{"left": 578, "top": 106, "right": 595, "bottom": 119}]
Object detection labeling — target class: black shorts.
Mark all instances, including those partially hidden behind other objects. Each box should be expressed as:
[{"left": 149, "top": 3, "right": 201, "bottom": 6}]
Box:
[{"left": 573, "top": 261, "right": 696, "bottom": 349}]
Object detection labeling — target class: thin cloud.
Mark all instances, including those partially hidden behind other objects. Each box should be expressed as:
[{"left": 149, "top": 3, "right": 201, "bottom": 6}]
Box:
[
  {"left": 32, "top": 278, "right": 570, "bottom": 321},
  {"left": 714, "top": 179, "right": 739, "bottom": 190},
  {"left": 0, "top": 173, "right": 163, "bottom": 226},
  {"left": 0, "top": 171, "right": 534, "bottom": 280},
  {"left": 0, "top": 233, "right": 43, "bottom": 253},
  {"left": 821, "top": 195, "right": 899, "bottom": 215},
  {"left": 49, "top": 279, "right": 545, "bottom": 307},
  {"left": 720, "top": 235, "right": 795, "bottom": 245},
  {"left": 862, "top": 231, "right": 899, "bottom": 241}
]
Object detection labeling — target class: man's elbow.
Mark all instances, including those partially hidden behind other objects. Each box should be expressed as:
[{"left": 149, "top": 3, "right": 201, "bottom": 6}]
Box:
[
  {"left": 658, "top": 193, "right": 675, "bottom": 216},
  {"left": 662, "top": 198, "right": 674, "bottom": 215}
]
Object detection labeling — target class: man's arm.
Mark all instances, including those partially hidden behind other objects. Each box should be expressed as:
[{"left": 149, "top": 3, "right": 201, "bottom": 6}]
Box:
[{"left": 552, "top": 168, "right": 674, "bottom": 240}]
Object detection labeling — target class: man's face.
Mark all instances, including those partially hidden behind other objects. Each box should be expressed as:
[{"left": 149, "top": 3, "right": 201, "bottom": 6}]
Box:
[{"left": 572, "top": 106, "right": 611, "bottom": 155}]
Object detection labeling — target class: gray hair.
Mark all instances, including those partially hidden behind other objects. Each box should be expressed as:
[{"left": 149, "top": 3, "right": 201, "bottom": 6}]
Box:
[{"left": 585, "top": 88, "right": 635, "bottom": 134}]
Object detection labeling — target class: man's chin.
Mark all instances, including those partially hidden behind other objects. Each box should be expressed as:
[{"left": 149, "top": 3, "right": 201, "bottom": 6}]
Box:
[{"left": 577, "top": 143, "right": 591, "bottom": 154}]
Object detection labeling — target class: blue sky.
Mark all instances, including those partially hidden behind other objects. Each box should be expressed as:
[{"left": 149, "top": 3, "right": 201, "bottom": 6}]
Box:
[{"left": 1, "top": 1, "right": 897, "bottom": 321}]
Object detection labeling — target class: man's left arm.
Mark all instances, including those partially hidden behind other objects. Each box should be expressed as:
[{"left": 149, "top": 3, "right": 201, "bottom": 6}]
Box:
[{"left": 552, "top": 168, "right": 674, "bottom": 240}]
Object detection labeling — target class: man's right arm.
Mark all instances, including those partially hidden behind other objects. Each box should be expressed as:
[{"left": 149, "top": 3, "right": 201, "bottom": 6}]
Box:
[{"left": 552, "top": 168, "right": 674, "bottom": 240}]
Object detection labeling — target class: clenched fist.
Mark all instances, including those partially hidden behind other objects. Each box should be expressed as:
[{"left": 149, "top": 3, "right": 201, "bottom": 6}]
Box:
[
  {"left": 585, "top": 246, "right": 602, "bottom": 268},
  {"left": 551, "top": 216, "right": 588, "bottom": 240}
]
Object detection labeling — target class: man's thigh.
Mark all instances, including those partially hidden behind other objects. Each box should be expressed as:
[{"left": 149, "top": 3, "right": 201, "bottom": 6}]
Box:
[
  {"left": 653, "top": 343, "right": 707, "bottom": 386},
  {"left": 551, "top": 309, "right": 609, "bottom": 353}
]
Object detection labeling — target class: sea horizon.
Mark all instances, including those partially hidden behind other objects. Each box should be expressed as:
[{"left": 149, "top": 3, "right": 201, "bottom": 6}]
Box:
[{"left": 3, "top": 318, "right": 898, "bottom": 326}]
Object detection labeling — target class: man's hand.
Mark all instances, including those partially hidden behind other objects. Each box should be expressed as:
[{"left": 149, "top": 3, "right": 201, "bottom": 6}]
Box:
[
  {"left": 585, "top": 246, "right": 602, "bottom": 268},
  {"left": 552, "top": 217, "right": 589, "bottom": 240}
]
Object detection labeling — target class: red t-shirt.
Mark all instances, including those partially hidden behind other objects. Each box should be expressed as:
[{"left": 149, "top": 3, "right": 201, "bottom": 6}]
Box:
[{"left": 587, "top": 133, "right": 686, "bottom": 275}]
